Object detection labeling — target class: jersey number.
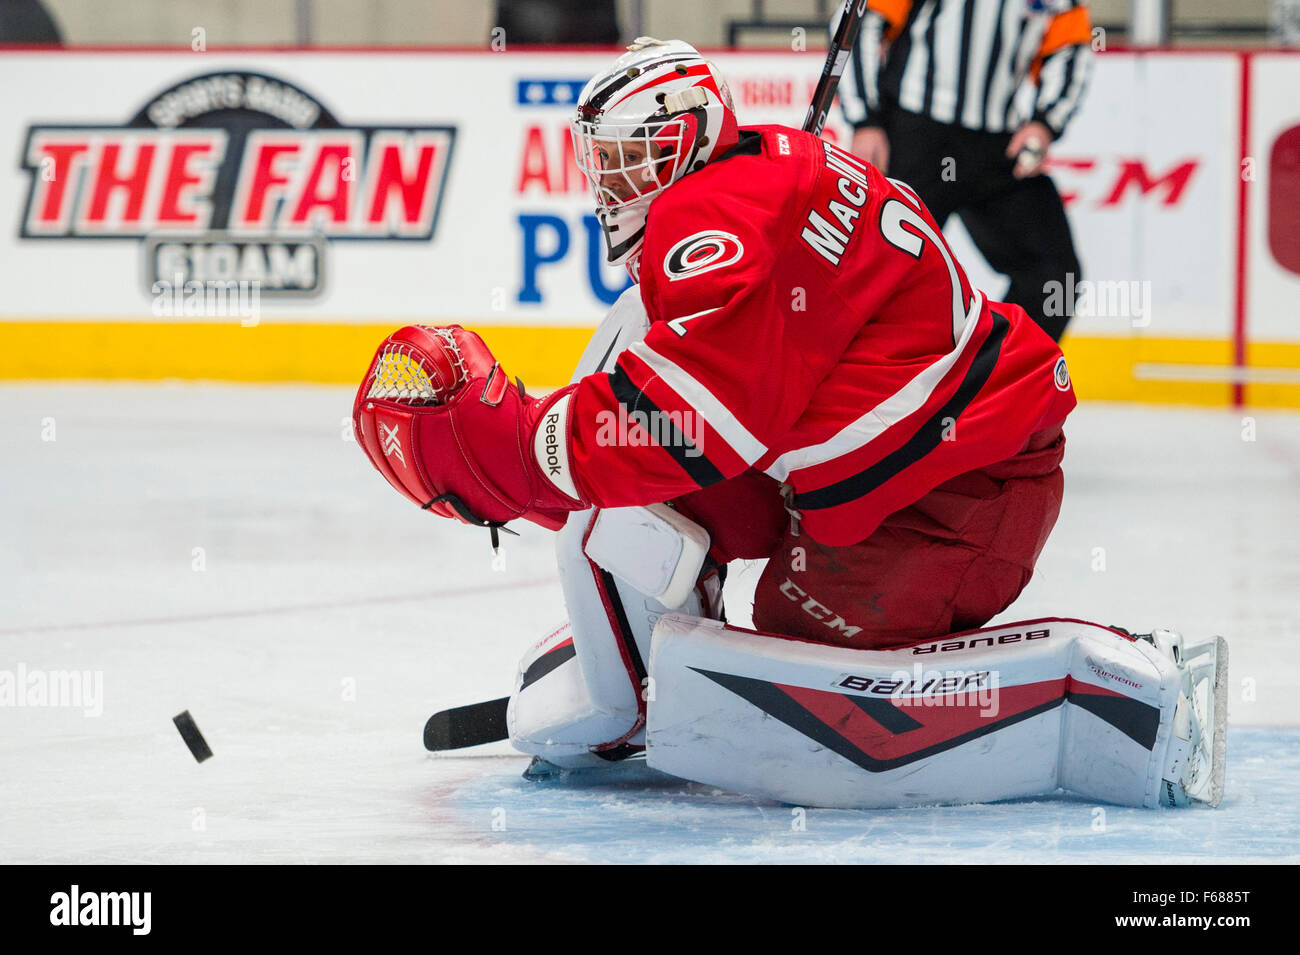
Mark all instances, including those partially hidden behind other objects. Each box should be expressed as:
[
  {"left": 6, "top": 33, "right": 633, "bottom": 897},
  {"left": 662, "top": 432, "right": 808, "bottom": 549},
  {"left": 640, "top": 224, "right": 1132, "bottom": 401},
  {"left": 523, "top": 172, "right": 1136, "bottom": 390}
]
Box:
[
  {"left": 666, "top": 305, "right": 720, "bottom": 337},
  {"left": 880, "top": 180, "right": 975, "bottom": 346}
]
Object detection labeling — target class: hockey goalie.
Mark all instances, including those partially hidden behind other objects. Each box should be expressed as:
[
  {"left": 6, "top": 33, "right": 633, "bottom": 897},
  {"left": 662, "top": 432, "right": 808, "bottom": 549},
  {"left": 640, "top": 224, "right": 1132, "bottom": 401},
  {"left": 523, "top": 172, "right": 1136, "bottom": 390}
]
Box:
[{"left": 352, "top": 39, "right": 1226, "bottom": 809}]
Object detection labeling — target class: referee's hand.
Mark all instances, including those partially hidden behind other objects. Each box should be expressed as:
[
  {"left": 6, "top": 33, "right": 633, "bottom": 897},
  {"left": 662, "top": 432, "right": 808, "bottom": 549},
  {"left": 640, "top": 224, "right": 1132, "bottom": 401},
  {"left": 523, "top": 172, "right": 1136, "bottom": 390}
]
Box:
[
  {"left": 1007, "top": 121, "right": 1054, "bottom": 179},
  {"left": 850, "top": 127, "right": 890, "bottom": 175}
]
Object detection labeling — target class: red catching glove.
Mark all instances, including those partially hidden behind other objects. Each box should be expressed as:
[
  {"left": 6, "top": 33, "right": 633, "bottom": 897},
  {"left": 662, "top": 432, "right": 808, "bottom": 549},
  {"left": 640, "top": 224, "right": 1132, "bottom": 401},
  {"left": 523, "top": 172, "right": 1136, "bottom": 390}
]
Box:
[{"left": 352, "top": 325, "right": 588, "bottom": 546}]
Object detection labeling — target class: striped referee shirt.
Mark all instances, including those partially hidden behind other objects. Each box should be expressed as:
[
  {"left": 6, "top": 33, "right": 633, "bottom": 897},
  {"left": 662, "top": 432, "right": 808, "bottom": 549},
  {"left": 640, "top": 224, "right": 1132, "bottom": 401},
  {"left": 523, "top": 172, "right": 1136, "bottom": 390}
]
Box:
[{"left": 837, "top": 0, "right": 1094, "bottom": 138}]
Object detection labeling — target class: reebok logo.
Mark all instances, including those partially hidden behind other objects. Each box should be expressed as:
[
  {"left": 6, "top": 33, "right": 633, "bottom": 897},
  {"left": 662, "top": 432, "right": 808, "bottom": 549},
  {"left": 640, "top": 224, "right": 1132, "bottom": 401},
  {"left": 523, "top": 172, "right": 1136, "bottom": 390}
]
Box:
[
  {"left": 544, "top": 411, "right": 561, "bottom": 476},
  {"left": 533, "top": 392, "right": 578, "bottom": 501}
]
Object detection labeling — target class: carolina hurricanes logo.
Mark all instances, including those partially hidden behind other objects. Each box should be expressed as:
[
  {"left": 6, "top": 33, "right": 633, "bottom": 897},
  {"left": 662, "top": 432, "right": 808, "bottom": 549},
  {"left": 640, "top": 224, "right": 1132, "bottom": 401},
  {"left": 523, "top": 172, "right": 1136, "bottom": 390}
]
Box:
[
  {"left": 380, "top": 422, "right": 405, "bottom": 466},
  {"left": 664, "top": 230, "right": 744, "bottom": 281}
]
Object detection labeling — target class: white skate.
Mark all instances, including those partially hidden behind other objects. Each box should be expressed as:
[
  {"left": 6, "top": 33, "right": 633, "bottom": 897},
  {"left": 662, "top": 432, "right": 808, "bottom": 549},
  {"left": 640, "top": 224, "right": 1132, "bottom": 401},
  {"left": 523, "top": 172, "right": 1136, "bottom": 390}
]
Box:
[{"left": 1142, "top": 630, "right": 1228, "bottom": 807}]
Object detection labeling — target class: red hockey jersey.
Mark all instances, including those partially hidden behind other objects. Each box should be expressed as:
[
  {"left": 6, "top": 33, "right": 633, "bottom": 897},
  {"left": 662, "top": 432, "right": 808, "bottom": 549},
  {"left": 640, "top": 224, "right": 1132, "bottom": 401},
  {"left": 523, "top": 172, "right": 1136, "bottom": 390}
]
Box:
[{"left": 553, "top": 125, "right": 1076, "bottom": 547}]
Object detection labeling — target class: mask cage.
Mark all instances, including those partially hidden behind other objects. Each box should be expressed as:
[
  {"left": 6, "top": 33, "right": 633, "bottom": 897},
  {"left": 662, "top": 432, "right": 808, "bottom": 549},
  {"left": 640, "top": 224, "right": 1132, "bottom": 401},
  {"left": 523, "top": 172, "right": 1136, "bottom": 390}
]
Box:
[{"left": 571, "top": 115, "right": 692, "bottom": 212}]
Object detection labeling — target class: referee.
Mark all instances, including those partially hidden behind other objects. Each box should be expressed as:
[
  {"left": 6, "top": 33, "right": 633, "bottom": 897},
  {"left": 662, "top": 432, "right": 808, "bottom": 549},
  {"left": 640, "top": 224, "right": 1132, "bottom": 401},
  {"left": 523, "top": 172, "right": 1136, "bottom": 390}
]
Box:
[{"left": 837, "top": 0, "right": 1093, "bottom": 341}]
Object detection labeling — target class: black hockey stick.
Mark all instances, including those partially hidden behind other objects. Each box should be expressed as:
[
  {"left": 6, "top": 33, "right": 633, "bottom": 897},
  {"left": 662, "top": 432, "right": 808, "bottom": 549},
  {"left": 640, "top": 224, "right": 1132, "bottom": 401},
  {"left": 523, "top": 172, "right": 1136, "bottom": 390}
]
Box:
[
  {"left": 423, "top": 696, "right": 509, "bottom": 751},
  {"left": 803, "top": 0, "right": 870, "bottom": 137}
]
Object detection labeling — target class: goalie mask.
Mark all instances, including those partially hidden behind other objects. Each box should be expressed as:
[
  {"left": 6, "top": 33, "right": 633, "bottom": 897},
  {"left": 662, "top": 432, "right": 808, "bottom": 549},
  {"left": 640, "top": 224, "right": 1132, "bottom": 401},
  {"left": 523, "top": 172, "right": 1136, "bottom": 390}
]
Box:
[{"left": 571, "top": 37, "right": 739, "bottom": 278}]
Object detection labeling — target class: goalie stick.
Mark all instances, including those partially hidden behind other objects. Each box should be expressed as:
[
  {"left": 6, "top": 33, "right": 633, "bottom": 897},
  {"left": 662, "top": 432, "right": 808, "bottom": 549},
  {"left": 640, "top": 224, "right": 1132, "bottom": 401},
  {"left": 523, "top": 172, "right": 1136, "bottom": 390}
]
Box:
[
  {"left": 803, "top": 0, "right": 869, "bottom": 137},
  {"left": 421, "top": 13, "right": 868, "bottom": 752},
  {"left": 423, "top": 697, "right": 509, "bottom": 751}
]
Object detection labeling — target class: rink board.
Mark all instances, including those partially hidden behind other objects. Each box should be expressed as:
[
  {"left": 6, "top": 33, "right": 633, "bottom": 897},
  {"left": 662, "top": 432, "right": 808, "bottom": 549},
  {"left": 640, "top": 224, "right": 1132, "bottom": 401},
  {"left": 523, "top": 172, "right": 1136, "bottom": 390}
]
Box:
[{"left": 0, "top": 48, "right": 1298, "bottom": 407}]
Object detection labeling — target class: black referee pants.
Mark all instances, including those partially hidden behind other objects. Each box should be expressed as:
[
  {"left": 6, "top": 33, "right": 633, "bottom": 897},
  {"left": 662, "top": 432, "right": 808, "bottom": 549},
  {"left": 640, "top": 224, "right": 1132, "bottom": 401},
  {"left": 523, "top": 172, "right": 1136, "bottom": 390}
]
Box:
[{"left": 883, "top": 109, "right": 1081, "bottom": 341}]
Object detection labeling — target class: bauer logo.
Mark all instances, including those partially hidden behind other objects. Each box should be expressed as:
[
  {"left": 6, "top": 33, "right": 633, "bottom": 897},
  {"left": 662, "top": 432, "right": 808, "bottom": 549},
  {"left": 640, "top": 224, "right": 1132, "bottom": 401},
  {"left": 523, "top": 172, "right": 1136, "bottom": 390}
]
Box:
[
  {"left": 18, "top": 71, "right": 457, "bottom": 297},
  {"left": 911, "top": 627, "right": 1052, "bottom": 654}
]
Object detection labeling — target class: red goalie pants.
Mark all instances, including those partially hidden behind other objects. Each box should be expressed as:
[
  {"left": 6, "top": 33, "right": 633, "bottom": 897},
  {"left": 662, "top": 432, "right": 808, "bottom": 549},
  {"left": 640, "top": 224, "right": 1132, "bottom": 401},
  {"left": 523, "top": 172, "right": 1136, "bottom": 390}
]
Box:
[
  {"left": 677, "top": 426, "right": 1066, "bottom": 651},
  {"left": 755, "top": 426, "right": 1066, "bottom": 649}
]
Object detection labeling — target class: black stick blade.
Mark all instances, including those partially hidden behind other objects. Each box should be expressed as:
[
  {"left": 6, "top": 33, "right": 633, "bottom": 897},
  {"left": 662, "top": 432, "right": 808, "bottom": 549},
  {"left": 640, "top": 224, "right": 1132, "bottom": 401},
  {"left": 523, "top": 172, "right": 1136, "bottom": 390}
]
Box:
[{"left": 423, "top": 697, "right": 510, "bottom": 751}]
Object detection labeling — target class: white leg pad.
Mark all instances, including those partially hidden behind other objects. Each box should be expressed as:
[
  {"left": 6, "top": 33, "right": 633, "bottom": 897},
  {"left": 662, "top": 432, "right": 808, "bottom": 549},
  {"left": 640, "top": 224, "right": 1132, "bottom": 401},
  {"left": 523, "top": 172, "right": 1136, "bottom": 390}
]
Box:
[
  {"left": 507, "top": 507, "right": 720, "bottom": 767},
  {"left": 1061, "top": 627, "right": 1182, "bottom": 807},
  {"left": 506, "top": 623, "right": 631, "bottom": 764},
  {"left": 645, "top": 614, "right": 1183, "bottom": 809},
  {"left": 507, "top": 288, "right": 652, "bottom": 766}
]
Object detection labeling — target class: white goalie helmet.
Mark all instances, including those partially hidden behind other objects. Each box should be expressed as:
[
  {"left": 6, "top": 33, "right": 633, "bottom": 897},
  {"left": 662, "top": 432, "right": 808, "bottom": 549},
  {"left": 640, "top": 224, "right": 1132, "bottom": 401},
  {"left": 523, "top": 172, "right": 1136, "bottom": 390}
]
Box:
[{"left": 571, "top": 37, "right": 739, "bottom": 277}]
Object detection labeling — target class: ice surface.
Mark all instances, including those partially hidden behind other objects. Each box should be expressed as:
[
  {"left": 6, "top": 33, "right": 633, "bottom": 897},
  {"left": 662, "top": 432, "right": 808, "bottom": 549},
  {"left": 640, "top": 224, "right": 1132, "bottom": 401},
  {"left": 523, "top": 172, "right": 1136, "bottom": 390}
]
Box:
[{"left": 2, "top": 384, "right": 1298, "bottom": 863}]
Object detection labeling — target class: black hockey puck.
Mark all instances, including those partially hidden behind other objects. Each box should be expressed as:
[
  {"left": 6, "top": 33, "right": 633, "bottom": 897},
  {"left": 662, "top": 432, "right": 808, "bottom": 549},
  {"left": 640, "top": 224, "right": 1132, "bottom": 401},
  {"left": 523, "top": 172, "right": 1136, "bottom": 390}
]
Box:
[{"left": 173, "top": 710, "right": 213, "bottom": 762}]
